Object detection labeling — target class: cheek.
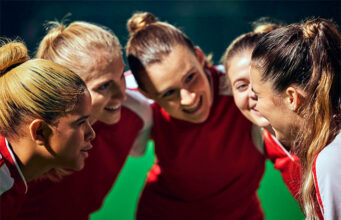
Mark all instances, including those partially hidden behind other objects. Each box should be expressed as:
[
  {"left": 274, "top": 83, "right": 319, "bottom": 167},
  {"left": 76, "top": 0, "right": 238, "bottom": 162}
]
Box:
[
  {"left": 233, "top": 91, "right": 249, "bottom": 111},
  {"left": 90, "top": 93, "right": 107, "bottom": 110}
]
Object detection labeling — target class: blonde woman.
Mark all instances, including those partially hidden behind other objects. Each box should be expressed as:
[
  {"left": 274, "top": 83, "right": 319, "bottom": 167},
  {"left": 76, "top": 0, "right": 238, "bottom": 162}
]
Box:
[
  {"left": 0, "top": 40, "right": 95, "bottom": 219},
  {"left": 250, "top": 18, "right": 341, "bottom": 219},
  {"left": 17, "top": 21, "right": 152, "bottom": 220}
]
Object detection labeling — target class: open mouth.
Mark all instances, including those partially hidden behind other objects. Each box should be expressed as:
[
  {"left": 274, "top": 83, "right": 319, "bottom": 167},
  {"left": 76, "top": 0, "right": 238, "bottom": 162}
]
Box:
[
  {"left": 104, "top": 104, "right": 121, "bottom": 112},
  {"left": 182, "top": 96, "right": 203, "bottom": 114}
]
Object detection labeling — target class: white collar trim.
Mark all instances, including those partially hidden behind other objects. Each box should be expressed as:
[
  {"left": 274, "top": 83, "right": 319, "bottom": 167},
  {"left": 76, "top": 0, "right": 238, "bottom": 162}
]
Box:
[{"left": 5, "top": 138, "right": 28, "bottom": 193}]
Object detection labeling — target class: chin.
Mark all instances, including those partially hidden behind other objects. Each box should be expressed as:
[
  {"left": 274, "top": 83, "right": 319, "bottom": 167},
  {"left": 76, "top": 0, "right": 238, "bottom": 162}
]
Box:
[{"left": 102, "top": 115, "right": 121, "bottom": 125}]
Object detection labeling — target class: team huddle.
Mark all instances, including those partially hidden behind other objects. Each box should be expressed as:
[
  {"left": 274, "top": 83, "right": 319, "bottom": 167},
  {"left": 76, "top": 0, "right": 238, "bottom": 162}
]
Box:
[{"left": 0, "top": 11, "right": 340, "bottom": 220}]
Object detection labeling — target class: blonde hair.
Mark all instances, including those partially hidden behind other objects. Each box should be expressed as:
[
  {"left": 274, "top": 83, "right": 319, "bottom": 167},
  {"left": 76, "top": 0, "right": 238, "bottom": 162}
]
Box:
[
  {"left": 36, "top": 21, "right": 121, "bottom": 81},
  {"left": 0, "top": 40, "right": 86, "bottom": 139},
  {"left": 251, "top": 18, "right": 341, "bottom": 219}
]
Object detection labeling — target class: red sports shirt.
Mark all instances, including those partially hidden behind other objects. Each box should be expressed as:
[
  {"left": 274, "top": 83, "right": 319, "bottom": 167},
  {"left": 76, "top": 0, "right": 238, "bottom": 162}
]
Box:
[
  {"left": 136, "top": 66, "right": 266, "bottom": 220},
  {"left": 0, "top": 136, "right": 27, "bottom": 220},
  {"left": 16, "top": 90, "right": 152, "bottom": 220}
]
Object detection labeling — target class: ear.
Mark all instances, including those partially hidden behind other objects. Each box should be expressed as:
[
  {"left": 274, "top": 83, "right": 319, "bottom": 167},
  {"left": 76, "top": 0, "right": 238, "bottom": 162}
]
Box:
[
  {"left": 285, "top": 86, "right": 303, "bottom": 111},
  {"left": 194, "top": 47, "right": 205, "bottom": 67},
  {"left": 29, "top": 119, "right": 51, "bottom": 145}
]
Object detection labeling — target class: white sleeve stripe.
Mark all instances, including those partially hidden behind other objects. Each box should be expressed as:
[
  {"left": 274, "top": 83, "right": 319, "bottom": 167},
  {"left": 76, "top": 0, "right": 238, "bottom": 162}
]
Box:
[{"left": 123, "top": 90, "right": 153, "bottom": 131}]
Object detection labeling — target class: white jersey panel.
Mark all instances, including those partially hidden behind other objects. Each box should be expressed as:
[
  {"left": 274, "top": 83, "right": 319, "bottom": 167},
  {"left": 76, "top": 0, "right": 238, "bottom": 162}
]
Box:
[{"left": 315, "top": 132, "right": 341, "bottom": 219}]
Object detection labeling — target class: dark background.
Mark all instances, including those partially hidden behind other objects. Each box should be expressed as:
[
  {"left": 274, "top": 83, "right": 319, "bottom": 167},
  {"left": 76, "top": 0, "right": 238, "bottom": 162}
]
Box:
[{"left": 1, "top": 0, "right": 340, "bottom": 64}]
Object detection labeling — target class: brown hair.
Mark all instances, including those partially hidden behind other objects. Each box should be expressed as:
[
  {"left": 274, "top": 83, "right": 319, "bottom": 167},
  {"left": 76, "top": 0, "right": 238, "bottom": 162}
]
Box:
[
  {"left": 221, "top": 20, "right": 280, "bottom": 72},
  {"left": 126, "top": 12, "right": 197, "bottom": 91},
  {"left": 251, "top": 18, "right": 341, "bottom": 219}
]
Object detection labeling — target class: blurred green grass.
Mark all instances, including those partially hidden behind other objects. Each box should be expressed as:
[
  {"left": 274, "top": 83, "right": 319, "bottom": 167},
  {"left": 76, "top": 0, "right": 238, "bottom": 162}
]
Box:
[{"left": 91, "top": 141, "right": 304, "bottom": 220}]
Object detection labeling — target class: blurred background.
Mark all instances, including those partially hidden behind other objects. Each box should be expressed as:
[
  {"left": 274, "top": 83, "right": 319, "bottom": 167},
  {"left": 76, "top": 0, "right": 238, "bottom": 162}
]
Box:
[{"left": 1, "top": 0, "right": 340, "bottom": 219}]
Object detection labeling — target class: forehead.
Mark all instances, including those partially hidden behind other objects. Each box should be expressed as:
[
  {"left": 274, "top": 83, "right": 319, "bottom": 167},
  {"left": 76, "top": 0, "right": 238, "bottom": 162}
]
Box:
[
  {"left": 83, "top": 54, "right": 124, "bottom": 83},
  {"left": 227, "top": 52, "right": 252, "bottom": 81},
  {"left": 144, "top": 45, "right": 197, "bottom": 93}
]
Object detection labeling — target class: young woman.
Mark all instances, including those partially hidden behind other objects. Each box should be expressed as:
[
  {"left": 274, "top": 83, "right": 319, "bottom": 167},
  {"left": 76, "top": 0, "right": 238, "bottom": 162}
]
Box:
[
  {"left": 0, "top": 40, "right": 95, "bottom": 219},
  {"left": 16, "top": 21, "right": 152, "bottom": 220},
  {"left": 221, "top": 22, "right": 302, "bottom": 200},
  {"left": 250, "top": 18, "right": 341, "bottom": 219},
  {"left": 126, "top": 12, "right": 265, "bottom": 219}
]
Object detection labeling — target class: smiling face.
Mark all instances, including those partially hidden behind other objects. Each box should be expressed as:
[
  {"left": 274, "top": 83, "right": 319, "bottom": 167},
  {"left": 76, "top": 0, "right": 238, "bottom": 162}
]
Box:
[
  {"left": 226, "top": 51, "right": 270, "bottom": 127},
  {"left": 81, "top": 50, "right": 127, "bottom": 124},
  {"left": 142, "top": 45, "right": 212, "bottom": 123},
  {"left": 49, "top": 89, "right": 95, "bottom": 170},
  {"left": 250, "top": 66, "right": 301, "bottom": 145}
]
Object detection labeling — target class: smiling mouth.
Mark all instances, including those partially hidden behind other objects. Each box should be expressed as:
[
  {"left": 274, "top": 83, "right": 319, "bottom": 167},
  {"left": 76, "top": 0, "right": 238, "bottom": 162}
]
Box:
[
  {"left": 104, "top": 105, "right": 121, "bottom": 112},
  {"left": 182, "top": 96, "right": 203, "bottom": 114},
  {"left": 81, "top": 144, "right": 93, "bottom": 152}
]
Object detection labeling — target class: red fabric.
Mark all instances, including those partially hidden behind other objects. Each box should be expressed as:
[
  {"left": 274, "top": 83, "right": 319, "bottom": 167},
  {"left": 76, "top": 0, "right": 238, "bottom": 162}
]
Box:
[
  {"left": 16, "top": 107, "right": 143, "bottom": 220},
  {"left": 263, "top": 129, "right": 301, "bottom": 200},
  {"left": 263, "top": 129, "right": 323, "bottom": 220},
  {"left": 0, "top": 136, "right": 26, "bottom": 220},
  {"left": 137, "top": 67, "right": 266, "bottom": 220}
]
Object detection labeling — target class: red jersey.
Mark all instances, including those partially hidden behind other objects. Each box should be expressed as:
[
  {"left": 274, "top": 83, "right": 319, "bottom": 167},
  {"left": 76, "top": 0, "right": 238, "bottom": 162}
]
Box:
[
  {"left": 263, "top": 129, "right": 301, "bottom": 199},
  {"left": 16, "top": 90, "right": 152, "bottom": 220},
  {"left": 137, "top": 66, "right": 266, "bottom": 220},
  {"left": 0, "top": 136, "right": 27, "bottom": 220}
]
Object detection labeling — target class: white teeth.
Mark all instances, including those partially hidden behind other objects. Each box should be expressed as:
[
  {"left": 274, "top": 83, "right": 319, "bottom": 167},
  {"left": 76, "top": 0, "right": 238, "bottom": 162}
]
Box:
[
  {"left": 184, "top": 100, "right": 200, "bottom": 112},
  {"left": 105, "top": 105, "right": 121, "bottom": 110}
]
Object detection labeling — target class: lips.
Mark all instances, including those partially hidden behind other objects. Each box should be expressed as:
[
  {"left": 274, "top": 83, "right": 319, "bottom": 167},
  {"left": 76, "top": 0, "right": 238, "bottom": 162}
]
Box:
[
  {"left": 182, "top": 96, "right": 203, "bottom": 114},
  {"left": 104, "top": 104, "right": 121, "bottom": 112},
  {"left": 81, "top": 144, "right": 93, "bottom": 152}
]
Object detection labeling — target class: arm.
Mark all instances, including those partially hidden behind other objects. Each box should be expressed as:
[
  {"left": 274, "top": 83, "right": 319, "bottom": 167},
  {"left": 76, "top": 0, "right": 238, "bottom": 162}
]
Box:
[{"left": 123, "top": 89, "right": 153, "bottom": 157}]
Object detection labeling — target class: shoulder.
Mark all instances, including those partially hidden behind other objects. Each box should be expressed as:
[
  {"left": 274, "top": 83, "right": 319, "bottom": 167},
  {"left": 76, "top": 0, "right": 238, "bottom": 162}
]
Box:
[
  {"left": 315, "top": 132, "right": 341, "bottom": 173},
  {"left": 313, "top": 132, "right": 341, "bottom": 216},
  {"left": 207, "top": 65, "right": 232, "bottom": 96},
  {"left": 0, "top": 153, "right": 15, "bottom": 196}
]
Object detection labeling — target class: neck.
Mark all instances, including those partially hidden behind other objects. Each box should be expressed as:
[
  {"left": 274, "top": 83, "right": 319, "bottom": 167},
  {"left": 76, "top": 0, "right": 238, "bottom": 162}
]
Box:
[{"left": 8, "top": 138, "right": 53, "bottom": 181}]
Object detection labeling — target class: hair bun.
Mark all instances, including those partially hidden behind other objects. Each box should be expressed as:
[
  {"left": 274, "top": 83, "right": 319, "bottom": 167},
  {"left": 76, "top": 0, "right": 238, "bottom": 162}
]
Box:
[
  {"left": 252, "top": 17, "right": 282, "bottom": 34},
  {"left": 254, "top": 23, "right": 280, "bottom": 33},
  {"left": 303, "top": 19, "right": 323, "bottom": 39},
  {"left": 127, "top": 12, "right": 158, "bottom": 35},
  {"left": 0, "top": 41, "right": 29, "bottom": 75}
]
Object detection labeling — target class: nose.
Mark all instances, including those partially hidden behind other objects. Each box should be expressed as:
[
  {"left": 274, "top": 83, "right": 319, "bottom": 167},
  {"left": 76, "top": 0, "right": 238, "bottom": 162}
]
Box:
[
  {"left": 110, "top": 82, "right": 127, "bottom": 102},
  {"left": 85, "top": 121, "right": 96, "bottom": 142},
  {"left": 180, "top": 88, "right": 196, "bottom": 106},
  {"left": 249, "top": 87, "right": 257, "bottom": 101}
]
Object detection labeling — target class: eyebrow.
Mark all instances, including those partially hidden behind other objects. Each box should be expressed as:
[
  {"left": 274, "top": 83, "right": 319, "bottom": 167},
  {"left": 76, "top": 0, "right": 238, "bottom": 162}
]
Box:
[
  {"left": 74, "top": 115, "right": 90, "bottom": 124},
  {"left": 156, "top": 66, "right": 196, "bottom": 98}
]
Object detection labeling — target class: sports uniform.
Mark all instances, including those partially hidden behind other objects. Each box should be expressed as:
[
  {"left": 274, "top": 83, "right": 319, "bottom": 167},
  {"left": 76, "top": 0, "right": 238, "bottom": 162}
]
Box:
[
  {"left": 263, "top": 129, "right": 301, "bottom": 199},
  {"left": 313, "top": 132, "right": 341, "bottom": 219},
  {"left": 16, "top": 90, "right": 152, "bottom": 220},
  {"left": 136, "top": 66, "right": 266, "bottom": 220},
  {"left": 0, "top": 136, "right": 27, "bottom": 220}
]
